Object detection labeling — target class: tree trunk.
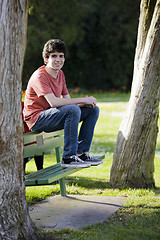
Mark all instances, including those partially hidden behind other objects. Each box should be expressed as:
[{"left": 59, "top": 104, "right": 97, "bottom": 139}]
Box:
[
  {"left": 0, "top": 1, "right": 37, "bottom": 239},
  {"left": 110, "top": 0, "right": 160, "bottom": 188}
]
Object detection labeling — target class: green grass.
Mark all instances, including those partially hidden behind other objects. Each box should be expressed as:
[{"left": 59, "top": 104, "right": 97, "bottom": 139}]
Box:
[
  {"left": 25, "top": 93, "right": 160, "bottom": 240},
  {"left": 70, "top": 92, "right": 130, "bottom": 102}
]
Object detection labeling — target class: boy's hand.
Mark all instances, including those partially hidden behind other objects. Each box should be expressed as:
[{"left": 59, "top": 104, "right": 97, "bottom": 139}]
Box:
[{"left": 83, "top": 96, "right": 97, "bottom": 108}]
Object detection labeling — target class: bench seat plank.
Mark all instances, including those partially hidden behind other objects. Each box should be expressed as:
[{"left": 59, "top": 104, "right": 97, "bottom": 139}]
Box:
[
  {"left": 25, "top": 155, "right": 105, "bottom": 186},
  {"left": 25, "top": 162, "right": 82, "bottom": 186}
]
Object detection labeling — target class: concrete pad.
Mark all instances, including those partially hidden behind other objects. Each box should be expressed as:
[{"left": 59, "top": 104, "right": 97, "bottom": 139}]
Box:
[{"left": 29, "top": 195, "right": 125, "bottom": 229}]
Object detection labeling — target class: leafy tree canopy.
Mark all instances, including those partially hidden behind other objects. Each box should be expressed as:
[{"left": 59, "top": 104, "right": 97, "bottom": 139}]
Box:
[{"left": 23, "top": 0, "right": 140, "bottom": 91}]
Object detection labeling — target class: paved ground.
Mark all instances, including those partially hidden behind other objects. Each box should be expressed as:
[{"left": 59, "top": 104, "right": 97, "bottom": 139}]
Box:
[{"left": 29, "top": 195, "right": 125, "bottom": 230}]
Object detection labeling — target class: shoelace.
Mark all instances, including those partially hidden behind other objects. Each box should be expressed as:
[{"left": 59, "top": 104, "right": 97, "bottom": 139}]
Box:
[
  {"left": 84, "top": 153, "right": 92, "bottom": 160},
  {"left": 70, "top": 155, "right": 84, "bottom": 162}
]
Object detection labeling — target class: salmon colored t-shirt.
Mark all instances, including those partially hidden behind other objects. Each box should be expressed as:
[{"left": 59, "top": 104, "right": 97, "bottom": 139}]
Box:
[{"left": 23, "top": 66, "right": 69, "bottom": 129}]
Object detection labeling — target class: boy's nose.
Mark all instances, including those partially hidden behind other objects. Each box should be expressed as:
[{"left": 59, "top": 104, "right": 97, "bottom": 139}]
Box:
[{"left": 56, "top": 56, "right": 61, "bottom": 61}]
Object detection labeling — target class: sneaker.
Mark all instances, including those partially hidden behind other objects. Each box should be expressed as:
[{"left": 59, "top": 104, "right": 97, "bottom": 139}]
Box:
[
  {"left": 61, "top": 155, "right": 91, "bottom": 168},
  {"left": 79, "top": 153, "right": 103, "bottom": 166}
]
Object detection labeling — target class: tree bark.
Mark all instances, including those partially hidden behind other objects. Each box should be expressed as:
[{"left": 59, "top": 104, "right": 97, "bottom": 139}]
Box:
[
  {"left": 0, "top": 1, "right": 37, "bottom": 239},
  {"left": 110, "top": 0, "right": 160, "bottom": 188}
]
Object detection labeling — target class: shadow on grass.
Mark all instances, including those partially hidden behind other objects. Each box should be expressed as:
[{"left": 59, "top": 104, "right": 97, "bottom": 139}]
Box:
[
  {"left": 66, "top": 175, "right": 160, "bottom": 193},
  {"left": 25, "top": 173, "right": 160, "bottom": 194},
  {"left": 154, "top": 186, "right": 160, "bottom": 194},
  {"left": 66, "top": 176, "right": 111, "bottom": 190}
]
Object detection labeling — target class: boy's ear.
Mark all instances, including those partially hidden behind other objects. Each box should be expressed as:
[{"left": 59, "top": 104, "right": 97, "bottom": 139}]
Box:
[{"left": 44, "top": 57, "right": 48, "bottom": 63}]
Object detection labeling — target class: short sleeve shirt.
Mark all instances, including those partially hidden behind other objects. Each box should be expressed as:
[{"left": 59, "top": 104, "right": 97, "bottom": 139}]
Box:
[{"left": 23, "top": 66, "right": 69, "bottom": 129}]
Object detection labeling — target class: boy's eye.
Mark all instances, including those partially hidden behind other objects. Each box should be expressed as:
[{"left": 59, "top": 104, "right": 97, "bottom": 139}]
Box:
[{"left": 51, "top": 54, "right": 64, "bottom": 58}]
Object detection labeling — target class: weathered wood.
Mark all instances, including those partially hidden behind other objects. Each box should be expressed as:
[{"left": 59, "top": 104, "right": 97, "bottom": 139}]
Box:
[
  {"left": 25, "top": 162, "right": 82, "bottom": 185},
  {"left": 24, "top": 129, "right": 64, "bottom": 145},
  {"left": 24, "top": 131, "right": 64, "bottom": 158},
  {"left": 24, "top": 129, "right": 68, "bottom": 196},
  {"left": 0, "top": 1, "right": 38, "bottom": 239},
  {"left": 110, "top": 0, "right": 160, "bottom": 188},
  {"left": 24, "top": 129, "right": 105, "bottom": 196},
  {"left": 25, "top": 151, "right": 105, "bottom": 187}
]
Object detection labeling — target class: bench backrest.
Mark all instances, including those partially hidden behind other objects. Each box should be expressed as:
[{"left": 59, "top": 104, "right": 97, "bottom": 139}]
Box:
[
  {"left": 22, "top": 102, "right": 64, "bottom": 158},
  {"left": 24, "top": 130, "right": 64, "bottom": 158}
]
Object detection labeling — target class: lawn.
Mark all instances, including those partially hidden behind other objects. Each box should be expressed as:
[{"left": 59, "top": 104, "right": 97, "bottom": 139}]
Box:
[{"left": 25, "top": 93, "right": 160, "bottom": 240}]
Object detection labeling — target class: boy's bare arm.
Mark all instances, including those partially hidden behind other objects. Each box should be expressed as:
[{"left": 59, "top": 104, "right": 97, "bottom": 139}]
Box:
[{"left": 44, "top": 93, "right": 97, "bottom": 108}]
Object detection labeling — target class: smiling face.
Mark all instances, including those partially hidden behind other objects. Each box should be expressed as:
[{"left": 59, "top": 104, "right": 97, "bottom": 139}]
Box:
[{"left": 45, "top": 52, "right": 65, "bottom": 72}]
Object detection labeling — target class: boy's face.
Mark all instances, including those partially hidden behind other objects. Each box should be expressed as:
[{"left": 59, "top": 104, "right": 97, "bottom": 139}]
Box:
[{"left": 45, "top": 52, "right": 65, "bottom": 71}]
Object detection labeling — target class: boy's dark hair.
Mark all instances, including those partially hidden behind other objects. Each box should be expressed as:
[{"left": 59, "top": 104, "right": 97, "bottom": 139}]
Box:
[{"left": 42, "top": 39, "right": 66, "bottom": 64}]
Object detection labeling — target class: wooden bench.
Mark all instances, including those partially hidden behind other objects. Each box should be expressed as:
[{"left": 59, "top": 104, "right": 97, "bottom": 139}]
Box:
[{"left": 24, "top": 129, "right": 104, "bottom": 196}]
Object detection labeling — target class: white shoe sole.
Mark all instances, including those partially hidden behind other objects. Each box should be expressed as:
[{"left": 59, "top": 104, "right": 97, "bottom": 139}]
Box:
[
  {"left": 61, "top": 163, "right": 91, "bottom": 168},
  {"left": 84, "top": 160, "right": 103, "bottom": 166}
]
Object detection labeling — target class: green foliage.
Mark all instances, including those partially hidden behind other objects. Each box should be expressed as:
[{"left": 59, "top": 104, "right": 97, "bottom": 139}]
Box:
[{"left": 23, "top": 0, "right": 140, "bottom": 91}]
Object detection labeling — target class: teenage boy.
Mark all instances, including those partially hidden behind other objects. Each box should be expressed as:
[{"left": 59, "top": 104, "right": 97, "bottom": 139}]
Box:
[{"left": 23, "top": 39, "right": 103, "bottom": 168}]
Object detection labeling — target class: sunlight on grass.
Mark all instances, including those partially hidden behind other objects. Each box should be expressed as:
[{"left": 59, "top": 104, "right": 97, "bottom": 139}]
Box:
[
  {"left": 25, "top": 96, "right": 160, "bottom": 200},
  {"left": 25, "top": 93, "right": 160, "bottom": 240}
]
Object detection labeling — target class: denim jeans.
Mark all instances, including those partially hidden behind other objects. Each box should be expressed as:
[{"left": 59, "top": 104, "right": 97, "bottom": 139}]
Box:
[{"left": 31, "top": 105, "right": 99, "bottom": 158}]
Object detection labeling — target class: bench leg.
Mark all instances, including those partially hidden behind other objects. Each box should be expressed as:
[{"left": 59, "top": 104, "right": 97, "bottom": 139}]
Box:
[
  {"left": 55, "top": 147, "right": 67, "bottom": 196},
  {"left": 55, "top": 147, "right": 61, "bottom": 163},
  {"left": 59, "top": 178, "right": 66, "bottom": 196}
]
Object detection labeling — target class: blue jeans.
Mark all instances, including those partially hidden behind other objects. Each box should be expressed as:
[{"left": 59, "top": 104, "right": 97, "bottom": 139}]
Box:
[{"left": 31, "top": 105, "right": 99, "bottom": 158}]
